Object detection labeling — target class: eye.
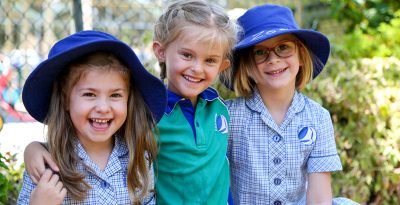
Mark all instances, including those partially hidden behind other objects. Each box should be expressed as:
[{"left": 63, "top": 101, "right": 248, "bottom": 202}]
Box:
[
  {"left": 254, "top": 49, "right": 268, "bottom": 56},
  {"left": 110, "top": 93, "right": 123, "bottom": 98},
  {"left": 275, "top": 42, "right": 293, "bottom": 53},
  {"left": 181, "top": 52, "right": 192, "bottom": 60},
  {"left": 206, "top": 58, "right": 217, "bottom": 64},
  {"left": 82, "top": 92, "right": 95, "bottom": 97}
]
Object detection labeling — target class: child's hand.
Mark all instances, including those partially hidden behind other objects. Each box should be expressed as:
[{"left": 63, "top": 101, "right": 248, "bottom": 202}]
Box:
[
  {"left": 29, "top": 169, "right": 67, "bottom": 205},
  {"left": 24, "top": 141, "right": 59, "bottom": 184}
]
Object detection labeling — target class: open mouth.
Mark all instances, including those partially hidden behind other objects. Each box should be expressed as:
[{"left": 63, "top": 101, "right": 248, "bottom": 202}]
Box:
[
  {"left": 90, "top": 118, "right": 111, "bottom": 129},
  {"left": 183, "top": 75, "right": 203, "bottom": 83}
]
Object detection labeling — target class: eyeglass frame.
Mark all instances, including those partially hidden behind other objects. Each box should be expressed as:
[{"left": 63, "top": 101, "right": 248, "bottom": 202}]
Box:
[{"left": 252, "top": 39, "right": 299, "bottom": 64}]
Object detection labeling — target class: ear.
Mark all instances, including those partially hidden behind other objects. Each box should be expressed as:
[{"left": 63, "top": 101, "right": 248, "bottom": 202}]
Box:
[
  {"left": 153, "top": 41, "right": 166, "bottom": 62},
  {"left": 218, "top": 59, "right": 231, "bottom": 73}
]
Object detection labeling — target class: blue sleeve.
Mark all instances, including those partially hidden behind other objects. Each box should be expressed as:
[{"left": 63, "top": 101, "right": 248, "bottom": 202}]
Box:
[
  {"left": 307, "top": 108, "right": 342, "bottom": 173},
  {"left": 17, "top": 171, "right": 36, "bottom": 205}
]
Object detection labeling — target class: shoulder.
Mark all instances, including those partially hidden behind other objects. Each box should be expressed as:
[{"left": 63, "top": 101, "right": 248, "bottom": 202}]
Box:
[
  {"left": 225, "top": 97, "right": 246, "bottom": 110},
  {"left": 301, "top": 94, "right": 330, "bottom": 116},
  {"left": 299, "top": 94, "right": 333, "bottom": 129}
]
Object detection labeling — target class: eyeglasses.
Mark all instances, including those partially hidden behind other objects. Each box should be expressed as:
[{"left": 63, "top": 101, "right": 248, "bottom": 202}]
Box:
[{"left": 253, "top": 40, "right": 298, "bottom": 64}]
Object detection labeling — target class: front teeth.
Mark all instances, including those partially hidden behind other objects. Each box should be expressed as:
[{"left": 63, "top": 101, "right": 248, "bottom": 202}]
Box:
[
  {"left": 269, "top": 68, "right": 286, "bottom": 74},
  {"left": 184, "top": 75, "right": 201, "bottom": 82},
  {"left": 92, "top": 119, "right": 109, "bottom": 123}
]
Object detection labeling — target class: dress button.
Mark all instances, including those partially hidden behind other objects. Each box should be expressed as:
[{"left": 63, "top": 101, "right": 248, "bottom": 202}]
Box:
[
  {"left": 274, "top": 178, "right": 282, "bottom": 185},
  {"left": 273, "top": 157, "right": 281, "bottom": 164},
  {"left": 274, "top": 200, "right": 282, "bottom": 205},
  {"left": 101, "top": 180, "right": 108, "bottom": 188},
  {"left": 273, "top": 135, "right": 281, "bottom": 142}
]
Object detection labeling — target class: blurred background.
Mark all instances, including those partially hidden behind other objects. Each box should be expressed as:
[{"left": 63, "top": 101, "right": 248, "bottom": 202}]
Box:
[{"left": 0, "top": 0, "right": 399, "bottom": 204}]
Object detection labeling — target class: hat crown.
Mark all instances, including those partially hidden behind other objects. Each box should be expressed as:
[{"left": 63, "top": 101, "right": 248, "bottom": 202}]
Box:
[
  {"left": 238, "top": 4, "right": 299, "bottom": 40},
  {"left": 48, "top": 31, "right": 118, "bottom": 58}
]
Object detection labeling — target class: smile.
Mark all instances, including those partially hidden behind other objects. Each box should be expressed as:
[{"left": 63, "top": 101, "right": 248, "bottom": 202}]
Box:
[
  {"left": 91, "top": 118, "right": 110, "bottom": 123},
  {"left": 266, "top": 67, "right": 288, "bottom": 75},
  {"left": 183, "top": 75, "right": 202, "bottom": 83},
  {"left": 90, "top": 118, "right": 111, "bottom": 129}
]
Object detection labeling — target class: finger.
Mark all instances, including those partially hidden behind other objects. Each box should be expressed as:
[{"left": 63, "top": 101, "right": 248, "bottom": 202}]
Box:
[
  {"left": 48, "top": 173, "right": 60, "bottom": 186},
  {"left": 43, "top": 153, "right": 59, "bottom": 172},
  {"left": 55, "top": 180, "right": 64, "bottom": 192},
  {"left": 32, "top": 168, "right": 42, "bottom": 183},
  {"left": 34, "top": 157, "right": 47, "bottom": 177},
  {"left": 31, "top": 173, "right": 39, "bottom": 184},
  {"left": 38, "top": 169, "right": 53, "bottom": 184},
  {"left": 60, "top": 187, "right": 67, "bottom": 198}
]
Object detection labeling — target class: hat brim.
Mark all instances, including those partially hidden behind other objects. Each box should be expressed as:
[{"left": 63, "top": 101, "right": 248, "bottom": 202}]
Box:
[
  {"left": 235, "top": 29, "right": 330, "bottom": 78},
  {"left": 23, "top": 40, "right": 166, "bottom": 123}
]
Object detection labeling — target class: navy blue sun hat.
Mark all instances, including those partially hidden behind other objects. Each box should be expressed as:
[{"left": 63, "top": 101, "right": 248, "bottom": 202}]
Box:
[
  {"left": 235, "top": 4, "right": 330, "bottom": 79},
  {"left": 22, "top": 30, "right": 167, "bottom": 123}
]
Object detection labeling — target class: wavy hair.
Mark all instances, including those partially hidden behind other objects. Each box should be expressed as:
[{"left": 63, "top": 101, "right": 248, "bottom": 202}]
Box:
[{"left": 45, "top": 52, "right": 157, "bottom": 203}]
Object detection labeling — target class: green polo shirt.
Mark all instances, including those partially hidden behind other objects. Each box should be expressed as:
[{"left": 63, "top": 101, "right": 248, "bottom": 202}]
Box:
[{"left": 155, "top": 88, "right": 230, "bottom": 205}]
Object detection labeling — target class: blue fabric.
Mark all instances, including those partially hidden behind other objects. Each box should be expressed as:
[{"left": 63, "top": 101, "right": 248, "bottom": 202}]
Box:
[
  {"left": 228, "top": 190, "right": 234, "bottom": 205},
  {"left": 17, "top": 136, "right": 155, "bottom": 205},
  {"left": 165, "top": 88, "right": 220, "bottom": 140},
  {"left": 22, "top": 30, "right": 167, "bottom": 123},
  {"left": 236, "top": 4, "right": 329, "bottom": 78},
  {"left": 227, "top": 89, "right": 342, "bottom": 204}
]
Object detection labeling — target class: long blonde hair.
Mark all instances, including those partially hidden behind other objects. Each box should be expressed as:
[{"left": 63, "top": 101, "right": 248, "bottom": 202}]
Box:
[
  {"left": 45, "top": 51, "right": 157, "bottom": 203},
  {"left": 153, "top": 0, "right": 239, "bottom": 81}
]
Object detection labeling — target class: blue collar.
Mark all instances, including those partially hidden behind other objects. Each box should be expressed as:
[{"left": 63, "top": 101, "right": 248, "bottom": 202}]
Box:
[{"left": 165, "top": 87, "right": 220, "bottom": 114}]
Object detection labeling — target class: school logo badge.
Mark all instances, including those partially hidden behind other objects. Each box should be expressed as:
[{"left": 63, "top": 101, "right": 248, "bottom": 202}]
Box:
[
  {"left": 298, "top": 126, "right": 316, "bottom": 145},
  {"left": 216, "top": 114, "right": 228, "bottom": 134}
]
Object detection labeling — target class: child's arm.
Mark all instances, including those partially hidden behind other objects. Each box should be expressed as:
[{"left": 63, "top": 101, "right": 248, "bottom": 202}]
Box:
[
  {"left": 29, "top": 169, "right": 67, "bottom": 205},
  {"left": 24, "top": 141, "right": 59, "bottom": 183},
  {"left": 306, "top": 172, "right": 332, "bottom": 205}
]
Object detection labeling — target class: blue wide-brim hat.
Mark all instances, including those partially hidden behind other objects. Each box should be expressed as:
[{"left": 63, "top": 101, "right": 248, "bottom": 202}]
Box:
[
  {"left": 235, "top": 4, "right": 330, "bottom": 79},
  {"left": 22, "top": 30, "right": 167, "bottom": 123}
]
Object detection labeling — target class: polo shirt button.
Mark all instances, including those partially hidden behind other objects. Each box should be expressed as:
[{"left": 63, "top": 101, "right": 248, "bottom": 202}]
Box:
[
  {"left": 273, "top": 135, "right": 281, "bottom": 142},
  {"left": 101, "top": 180, "right": 108, "bottom": 189},
  {"left": 273, "top": 157, "right": 281, "bottom": 164},
  {"left": 274, "top": 178, "right": 281, "bottom": 185},
  {"left": 274, "top": 200, "right": 282, "bottom": 205},
  {"left": 196, "top": 121, "right": 199, "bottom": 127}
]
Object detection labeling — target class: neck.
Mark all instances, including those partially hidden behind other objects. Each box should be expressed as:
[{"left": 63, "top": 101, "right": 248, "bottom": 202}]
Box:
[
  {"left": 257, "top": 85, "right": 295, "bottom": 125},
  {"left": 80, "top": 137, "right": 114, "bottom": 170}
]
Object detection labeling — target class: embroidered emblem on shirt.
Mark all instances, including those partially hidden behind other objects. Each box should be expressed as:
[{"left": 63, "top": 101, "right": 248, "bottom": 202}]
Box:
[
  {"left": 216, "top": 114, "right": 228, "bottom": 134},
  {"left": 298, "top": 126, "right": 316, "bottom": 145}
]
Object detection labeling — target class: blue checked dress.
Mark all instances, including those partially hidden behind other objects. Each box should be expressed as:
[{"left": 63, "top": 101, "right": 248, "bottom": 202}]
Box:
[
  {"left": 17, "top": 136, "right": 155, "bottom": 205},
  {"left": 227, "top": 89, "right": 347, "bottom": 205}
]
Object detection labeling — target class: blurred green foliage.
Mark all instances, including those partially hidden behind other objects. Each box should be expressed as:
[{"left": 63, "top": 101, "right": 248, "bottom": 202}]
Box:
[
  {"left": 304, "top": 56, "right": 400, "bottom": 204},
  {"left": 331, "top": 10, "right": 400, "bottom": 59},
  {"left": 0, "top": 152, "right": 23, "bottom": 205},
  {"left": 320, "top": 12, "right": 400, "bottom": 203},
  {"left": 322, "top": 0, "right": 400, "bottom": 32}
]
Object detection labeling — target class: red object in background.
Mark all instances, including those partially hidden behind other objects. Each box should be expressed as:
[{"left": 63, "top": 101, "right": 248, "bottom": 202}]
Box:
[{"left": 0, "top": 54, "right": 35, "bottom": 124}]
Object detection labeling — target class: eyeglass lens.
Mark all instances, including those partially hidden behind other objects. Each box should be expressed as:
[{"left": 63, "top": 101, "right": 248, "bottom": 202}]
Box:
[{"left": 253, "top": 41, "right": 297, "bottom": 64}]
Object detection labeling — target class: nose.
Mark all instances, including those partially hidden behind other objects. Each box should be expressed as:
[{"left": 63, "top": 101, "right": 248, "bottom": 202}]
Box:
[
  {"left": 95, "top": 98, "right": 111, "bottom": 113},
  {"left": 266, "top": 51, "right": 281, "bottom": 63},
  {"left": 190, "top": 61, "right": 203, "bottom": 73}
]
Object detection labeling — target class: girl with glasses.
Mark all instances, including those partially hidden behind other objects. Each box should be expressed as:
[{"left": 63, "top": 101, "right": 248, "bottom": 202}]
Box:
[{"left": 221, "top": 4, "right": 358, "bottom": 205}]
